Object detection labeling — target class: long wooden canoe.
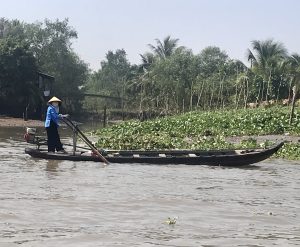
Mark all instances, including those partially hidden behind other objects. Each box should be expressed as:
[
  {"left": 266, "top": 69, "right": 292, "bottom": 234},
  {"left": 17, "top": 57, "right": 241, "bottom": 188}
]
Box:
[{"left": 25, "top": 142, "right": 284, "bottom": 166}]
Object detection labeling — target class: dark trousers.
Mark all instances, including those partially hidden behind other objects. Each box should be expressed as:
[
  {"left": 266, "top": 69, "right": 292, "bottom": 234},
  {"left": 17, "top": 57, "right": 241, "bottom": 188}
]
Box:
[{"left": 46, "top": 121, "right": 63, "bottom": 152}]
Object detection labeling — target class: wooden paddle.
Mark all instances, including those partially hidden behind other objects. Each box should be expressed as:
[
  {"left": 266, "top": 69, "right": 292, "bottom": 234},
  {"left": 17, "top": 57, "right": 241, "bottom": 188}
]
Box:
[{"left": 62, "top": 117, "right": 109, "bottom": 164}]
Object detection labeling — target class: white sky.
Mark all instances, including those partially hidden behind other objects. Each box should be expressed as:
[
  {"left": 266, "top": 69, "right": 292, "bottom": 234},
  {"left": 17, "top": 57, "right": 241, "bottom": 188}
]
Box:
[{"left": 1, "top": 0, "right": 300, "bottom": 71}]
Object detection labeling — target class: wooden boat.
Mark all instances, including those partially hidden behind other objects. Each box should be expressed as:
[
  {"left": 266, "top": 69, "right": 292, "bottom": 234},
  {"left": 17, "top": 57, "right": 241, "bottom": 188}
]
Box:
[{"left": 25, "top": 141, "right": 284, "bottom": 166}]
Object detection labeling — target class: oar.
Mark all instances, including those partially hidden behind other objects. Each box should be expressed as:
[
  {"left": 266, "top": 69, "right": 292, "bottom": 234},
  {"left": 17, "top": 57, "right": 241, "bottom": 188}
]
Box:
[
  {"left": 63, "top": 118, "right": 109, "bottom": 164},
  {"left": 62, "top": 117, "right": 109, "bottom": 164}
]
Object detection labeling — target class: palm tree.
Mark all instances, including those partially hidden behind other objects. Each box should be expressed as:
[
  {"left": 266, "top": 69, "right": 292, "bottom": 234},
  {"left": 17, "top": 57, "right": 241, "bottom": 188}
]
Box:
[
  {"left": 288, "top": 53, "right": 300, "bottom": 98},
  {"left": 139, "top": 52, "right": 155, "bottom": 72},
  {"left": 247, "top": 39, "right": 287, "bottom": 101},
  {"left": 287, "top": 53, "right": 300, "bottom": 123},
  {"left": 247, "top": 49, "right": 255, "bottom": 69},
  {"left": 288, "top": 53, "right": 300, "bottom": 72},
  {"left": 148, "top": 35, "right": 180, "bottom": 59}
]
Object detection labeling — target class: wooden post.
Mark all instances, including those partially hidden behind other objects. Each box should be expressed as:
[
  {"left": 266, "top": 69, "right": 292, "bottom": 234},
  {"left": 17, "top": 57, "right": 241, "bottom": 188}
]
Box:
[
  {"left": 103, "top": 105, "right": 107, "bottom": 127},
  {"left": 25, "top": 104, "right": 29, "bottom": 121},
  {"left": 23, "top": 103, "right": 29, "bottom": 121},
  {"left": 72, "top": 126, "right": 77, "bottom": 155},
  {"left": 289, "top": 85, "right": 297, "bottom": 125}
]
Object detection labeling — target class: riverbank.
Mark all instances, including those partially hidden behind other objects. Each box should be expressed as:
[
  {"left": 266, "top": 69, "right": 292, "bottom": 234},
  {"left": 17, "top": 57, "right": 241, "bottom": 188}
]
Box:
[
  {"left": 0, "top": 116, "right": 44, "bottom": 127},
  {"left": 2, "top": 111, "right": 300, "bottom": 160},
  {"left": 1, "top": 116, "right": 298, "bottom": 143}
]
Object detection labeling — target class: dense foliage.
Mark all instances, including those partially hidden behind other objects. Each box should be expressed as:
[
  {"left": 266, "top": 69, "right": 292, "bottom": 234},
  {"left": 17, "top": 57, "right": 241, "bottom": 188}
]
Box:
[
  {"left": 93, "top": 107, "right": 300, "bottom": 160},
  {"left": 85, "top": 37, "right": 300, "bottom": 117},
  {"left": 1, "top": 18, "right": 299, "bottom": 130},
  {"left": 0, "top": 18, "right": 89, "bottom": 117},
  {"left": 1, "top": 17, "right": 299, "bottom": 159},
  {"left": 0, "top": 37, "right": 38, "bottom": 116}
]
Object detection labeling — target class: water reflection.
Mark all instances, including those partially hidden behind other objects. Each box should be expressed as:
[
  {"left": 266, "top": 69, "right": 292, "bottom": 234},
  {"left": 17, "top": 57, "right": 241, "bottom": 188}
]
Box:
[{"left": 45, "top": 160, "right": 60, "bottom": 172}]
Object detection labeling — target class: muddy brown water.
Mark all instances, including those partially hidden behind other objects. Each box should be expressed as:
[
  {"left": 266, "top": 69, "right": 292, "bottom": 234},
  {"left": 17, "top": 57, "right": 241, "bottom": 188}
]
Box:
[{"left": 0, "top": 127, "right": 299, "bottom": 246}]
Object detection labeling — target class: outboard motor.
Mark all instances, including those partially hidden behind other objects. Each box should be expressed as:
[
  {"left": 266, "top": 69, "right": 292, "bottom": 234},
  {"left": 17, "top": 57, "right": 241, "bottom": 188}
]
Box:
[
  {"left": 24, "top": 127, "right": 47, "bottom": 149},
  {"left": 24, "top": 127, "right": 37, "bottom": 143}
]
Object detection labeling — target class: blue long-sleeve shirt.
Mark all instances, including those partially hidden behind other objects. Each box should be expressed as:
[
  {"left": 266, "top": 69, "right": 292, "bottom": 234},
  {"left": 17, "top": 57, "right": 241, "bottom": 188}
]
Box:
[{"left": 45, "top": 105, "right": 61, "bottom": 128}]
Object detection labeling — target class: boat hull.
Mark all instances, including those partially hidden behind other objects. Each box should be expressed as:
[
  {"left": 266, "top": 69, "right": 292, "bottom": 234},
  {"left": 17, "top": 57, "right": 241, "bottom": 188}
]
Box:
[{"left": 25, "top": 142, "right": 284, "bottom": 166}]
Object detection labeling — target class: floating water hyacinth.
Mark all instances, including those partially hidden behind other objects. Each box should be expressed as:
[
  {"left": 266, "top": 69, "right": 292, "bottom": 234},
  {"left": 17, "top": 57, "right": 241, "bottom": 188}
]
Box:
[
  {"left": 94, "top": 107, "right": 300, "bottom": 160},
  {"left": 165, "top": 217, "right": 178, "bottom": 225}
]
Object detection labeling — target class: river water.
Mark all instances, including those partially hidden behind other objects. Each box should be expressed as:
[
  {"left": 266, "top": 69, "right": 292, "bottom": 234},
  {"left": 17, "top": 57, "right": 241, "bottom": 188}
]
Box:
[{"left": 0, "top": 127, "right": 299, "bottom": 246}]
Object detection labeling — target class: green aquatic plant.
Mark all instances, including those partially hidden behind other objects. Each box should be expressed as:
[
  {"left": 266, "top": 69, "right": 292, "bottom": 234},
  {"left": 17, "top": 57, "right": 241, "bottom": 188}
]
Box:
[
  {"left": 275, "top": 143, "right": 300, "bottom": 160},
  {"left": 164, "top": 217, "right": 178, "bottom": 225},
  {"left": 239, "top": 138, "right": 258, "bottom": 149},
  {"left": 94, "top": 107, "right": 300, "bottom": 159}
]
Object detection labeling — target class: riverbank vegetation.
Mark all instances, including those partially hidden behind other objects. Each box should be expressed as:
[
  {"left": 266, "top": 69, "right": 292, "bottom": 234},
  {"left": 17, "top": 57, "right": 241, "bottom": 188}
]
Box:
[
  {"left": 1, "top": 18, "right": 300, "bottom": 121},
  {"left": 0, "top": 18, "right": 88, "bottom": 117},
  {"left": 1, "top": 18, "right": 300, "bottom": 160},
  {"left": 94, "top": 107, "right": 300, "bottom": 160},
  {"left": 85, "top": 36, "right": 300, "bottom": 120}
]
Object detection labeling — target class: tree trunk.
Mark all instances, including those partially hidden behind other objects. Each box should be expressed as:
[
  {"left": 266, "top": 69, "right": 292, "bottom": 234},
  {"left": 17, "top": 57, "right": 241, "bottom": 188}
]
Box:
[
  {"left": 276, "top": 77, "right": 282, "bottom": 103},
  {"left": 139, "top": 83, "right": 143, "bottom": 114},
  {"left": 209, "top": 81, "right": 215, "bottom": 109},
  {"left": 289, "top": 85, "right": 297, "bottom": 125},
  {"left": 244, "top": 78, "right": 249, "bottom": 109},
  {"left": 236, "top": 85, "right": 243, "bottom": 110},
  {"left": 260, "top": 80, "right": 265, "bottom": 102},
  {"left": 265, "top": 70, "right": 272, "bottom": 101},
  {"left": 288, "top": 78, "right": 293, "bottom": 103},
  {"left": 103, "top": 105, "right": 107, "bottom": 127},
  {"left": 234, "top": 82, "right": 238, "bottom": 109},
  {"left": 197, "top": 80, "right": 205, "bottom": 108},
  {"left": 190, "top": 80, "right": 194, "bottom": 111}
]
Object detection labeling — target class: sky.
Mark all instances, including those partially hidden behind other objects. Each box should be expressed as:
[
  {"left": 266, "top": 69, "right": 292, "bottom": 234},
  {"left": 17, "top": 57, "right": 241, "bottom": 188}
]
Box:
[{"left": 1, "top": 0, "right": 300, "bottom": 71}]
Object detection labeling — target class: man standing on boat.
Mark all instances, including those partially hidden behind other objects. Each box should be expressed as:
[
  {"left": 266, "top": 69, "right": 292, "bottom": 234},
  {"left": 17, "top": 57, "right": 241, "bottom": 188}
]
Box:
[{"left": 45, "top": 96, "right": 69, "bottom": 153}]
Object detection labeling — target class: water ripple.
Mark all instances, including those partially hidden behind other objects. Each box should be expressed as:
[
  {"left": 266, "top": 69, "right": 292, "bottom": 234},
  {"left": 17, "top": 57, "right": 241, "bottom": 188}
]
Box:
[{"left": 0, "top": 129, "right": 299, "bottom": 246}]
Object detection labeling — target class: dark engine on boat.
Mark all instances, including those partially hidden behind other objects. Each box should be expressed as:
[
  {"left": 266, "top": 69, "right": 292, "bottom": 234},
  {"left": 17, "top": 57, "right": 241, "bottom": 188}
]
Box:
[{"left": 24, "top": 127, "right": 37, "bottom": 143}]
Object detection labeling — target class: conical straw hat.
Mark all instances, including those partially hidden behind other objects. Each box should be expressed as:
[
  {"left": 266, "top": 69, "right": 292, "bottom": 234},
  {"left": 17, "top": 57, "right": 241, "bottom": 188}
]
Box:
[{"left": 48, "top": 96, "right": 62, "bottom": 103}]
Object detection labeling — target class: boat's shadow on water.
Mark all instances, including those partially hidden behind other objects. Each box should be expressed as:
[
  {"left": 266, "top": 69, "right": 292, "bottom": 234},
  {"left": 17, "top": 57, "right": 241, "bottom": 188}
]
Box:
[
  {"left": 217, "top": 164, "right": 263, "bottom": 170},
  {"left": 25, "top": 155, "right": 271, "bottom": 172},
  {"left": 109, "top": 162, "right": 266, "bottom": 171}
]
